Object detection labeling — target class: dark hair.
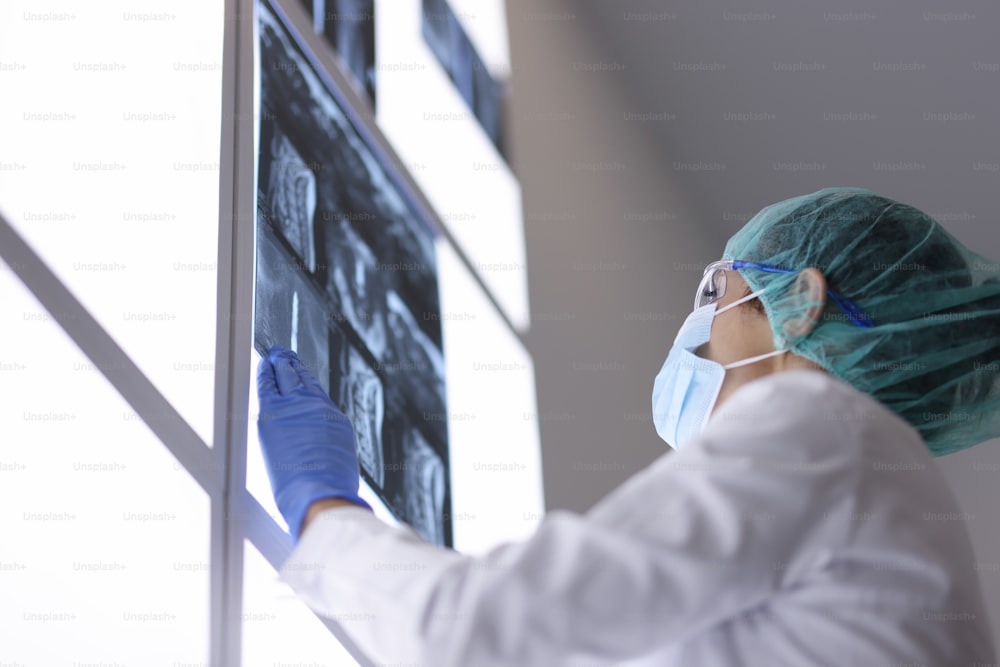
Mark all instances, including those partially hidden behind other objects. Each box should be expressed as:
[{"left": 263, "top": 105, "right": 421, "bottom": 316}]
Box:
[{"left": 742, "top": 285, "right": 766, "bottom": 315}]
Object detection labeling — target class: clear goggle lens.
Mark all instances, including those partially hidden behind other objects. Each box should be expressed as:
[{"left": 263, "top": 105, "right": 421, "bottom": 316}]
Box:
[{"left": 695, "top": 266, "right": 728, "bottom": 309}]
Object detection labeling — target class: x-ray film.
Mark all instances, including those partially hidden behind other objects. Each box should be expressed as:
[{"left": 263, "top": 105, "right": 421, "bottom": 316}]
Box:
[{"left": 253, "top": 0, "right": 451, "bottom": 545}]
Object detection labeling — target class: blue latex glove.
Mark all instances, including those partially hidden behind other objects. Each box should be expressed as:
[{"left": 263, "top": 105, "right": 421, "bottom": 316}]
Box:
[{"left": 257, "top": 344, "right": 372, "bottom": 541}]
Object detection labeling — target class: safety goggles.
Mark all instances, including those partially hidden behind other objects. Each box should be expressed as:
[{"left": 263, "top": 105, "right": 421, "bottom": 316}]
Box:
[{"left": 697, "top": 259, "right": 875, "bottom": 328}]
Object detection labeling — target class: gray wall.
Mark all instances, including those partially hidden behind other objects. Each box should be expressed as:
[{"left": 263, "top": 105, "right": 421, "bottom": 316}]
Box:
[
  {"left": 506, "top": 1, "right": 721, "bottom": 514},
  {"left": 505, "top": 0, "right": 1000, "bottom": 649}
]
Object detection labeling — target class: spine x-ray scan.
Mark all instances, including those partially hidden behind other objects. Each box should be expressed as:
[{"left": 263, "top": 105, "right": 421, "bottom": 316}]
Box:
[{"left": 253, "top": 0, "right": 451, "bottom": 546}]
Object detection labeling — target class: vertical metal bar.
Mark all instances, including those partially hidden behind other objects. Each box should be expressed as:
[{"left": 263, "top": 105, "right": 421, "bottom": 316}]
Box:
[
  {"left": 211, "top": 0, "right": 258, "bottom": 663},
  {"left": 313, "top": 0, "right": 326, "bottom": 34}
]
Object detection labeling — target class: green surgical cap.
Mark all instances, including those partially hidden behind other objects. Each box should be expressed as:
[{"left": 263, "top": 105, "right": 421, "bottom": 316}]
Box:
[{"left": 724, "top": 187, "right": 1000, "bottom": 456}]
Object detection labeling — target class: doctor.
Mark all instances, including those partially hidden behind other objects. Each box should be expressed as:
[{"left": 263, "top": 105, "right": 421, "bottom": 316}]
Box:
[{"left": 258, "top": 188, "right": 1000, "bottom": 665}]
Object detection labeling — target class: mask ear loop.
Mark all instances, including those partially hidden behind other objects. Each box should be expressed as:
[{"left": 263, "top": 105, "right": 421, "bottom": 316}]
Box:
[
  {"left": 723, "top": 349, "right": 786, "bottom": 370},
  {"left": 714, "top": 287, "right": 788, "bottom": 370},
  {"left": 715, "top": 287, "right": 766, "bottom": 316}
]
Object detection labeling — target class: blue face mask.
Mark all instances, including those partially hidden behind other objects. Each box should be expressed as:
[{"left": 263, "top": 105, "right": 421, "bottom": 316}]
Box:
[{"left": 652, "top": 290, "right": 785, "bottom": 450}]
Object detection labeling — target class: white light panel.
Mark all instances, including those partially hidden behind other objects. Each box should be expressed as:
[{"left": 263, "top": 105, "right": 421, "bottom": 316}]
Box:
[
  {"left": 0, "top": 259, "right": 210, "bottom": 665},
  {"left": 242, "top": 540, "right": 361, "bottom": 667},
  {"left": 0, "top": 0, "right": 225, "bottom": 446},
  {"left": 374, "top": 0, "right": 531, "bottom": 331},
  {"left": 437, "top": 238, "right": 544, "bottom": 555}
]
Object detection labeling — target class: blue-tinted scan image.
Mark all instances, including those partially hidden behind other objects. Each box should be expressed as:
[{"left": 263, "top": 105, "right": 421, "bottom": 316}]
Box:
[
  {"left": 421, "top": 0, "right": 505, "bottom": 154},
  {"left": 254, "top": 1, "right": 451, "bottom": 546}
]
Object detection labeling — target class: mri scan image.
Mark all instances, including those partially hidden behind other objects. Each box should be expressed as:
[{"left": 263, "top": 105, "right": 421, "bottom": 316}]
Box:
[{"left": 253, "top": 1, "right": 452, "bottom": 546}]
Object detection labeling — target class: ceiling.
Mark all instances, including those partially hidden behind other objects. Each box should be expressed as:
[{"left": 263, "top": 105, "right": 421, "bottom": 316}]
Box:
[{"left": 571, "top": 0, "right": 1000, "bottom": 251}]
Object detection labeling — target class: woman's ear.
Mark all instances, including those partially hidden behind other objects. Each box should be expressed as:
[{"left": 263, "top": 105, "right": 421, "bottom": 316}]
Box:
[{"left": 780, "top": 268, "right": 827, "bottom": 342}]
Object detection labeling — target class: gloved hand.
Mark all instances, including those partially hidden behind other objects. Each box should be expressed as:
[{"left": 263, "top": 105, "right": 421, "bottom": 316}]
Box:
[{"left": 257, "top": 344, "right": 372, "bottom": 541}]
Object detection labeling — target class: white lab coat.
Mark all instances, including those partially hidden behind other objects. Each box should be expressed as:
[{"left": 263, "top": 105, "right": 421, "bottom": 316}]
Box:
[{"left": 280, "top": 369, "right": 996, "bottom": 666}]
